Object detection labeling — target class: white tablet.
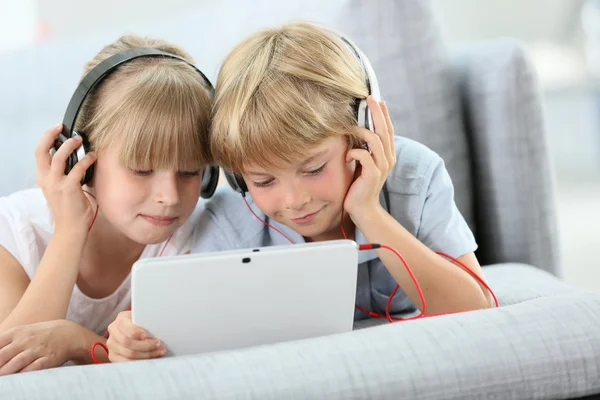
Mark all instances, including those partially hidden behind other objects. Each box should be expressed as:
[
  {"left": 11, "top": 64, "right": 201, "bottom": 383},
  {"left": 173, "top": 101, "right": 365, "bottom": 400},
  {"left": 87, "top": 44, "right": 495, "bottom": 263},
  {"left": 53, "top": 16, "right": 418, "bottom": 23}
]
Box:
[{"left": 131, "top": 239, "right": 358, "bottom": 356}]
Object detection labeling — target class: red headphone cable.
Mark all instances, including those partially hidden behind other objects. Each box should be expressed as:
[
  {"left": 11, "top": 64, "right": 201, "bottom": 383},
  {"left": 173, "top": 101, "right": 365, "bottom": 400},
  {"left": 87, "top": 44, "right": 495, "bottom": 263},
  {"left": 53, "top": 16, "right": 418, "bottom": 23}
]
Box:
[{"left": 244, "top": 198, "right": 498, "bottom": 324}]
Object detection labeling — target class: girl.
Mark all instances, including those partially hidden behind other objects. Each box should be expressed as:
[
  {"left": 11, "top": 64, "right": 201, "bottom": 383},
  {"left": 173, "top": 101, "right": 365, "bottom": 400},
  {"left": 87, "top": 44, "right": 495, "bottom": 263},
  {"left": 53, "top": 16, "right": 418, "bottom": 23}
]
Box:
[{"left": 0, "top": 34, "right": 216, "bottom": 373}]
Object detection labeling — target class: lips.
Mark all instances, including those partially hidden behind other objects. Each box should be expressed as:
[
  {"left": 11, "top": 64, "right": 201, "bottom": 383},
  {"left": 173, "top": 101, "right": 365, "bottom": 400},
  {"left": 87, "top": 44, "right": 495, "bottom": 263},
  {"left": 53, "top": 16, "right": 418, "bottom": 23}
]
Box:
[
  {"left": 291, "top": 210, "right": 320, "bottom": 225},
  {"left": 141, "top": 214, "right": 178, "bottom": 226}
]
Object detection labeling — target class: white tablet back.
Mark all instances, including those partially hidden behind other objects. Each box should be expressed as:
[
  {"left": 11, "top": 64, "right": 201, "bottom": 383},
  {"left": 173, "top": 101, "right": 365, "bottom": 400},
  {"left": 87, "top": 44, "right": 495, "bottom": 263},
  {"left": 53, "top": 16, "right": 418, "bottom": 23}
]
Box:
[{"left": 131, "top": 239, "right": 358, "bottom": 356}]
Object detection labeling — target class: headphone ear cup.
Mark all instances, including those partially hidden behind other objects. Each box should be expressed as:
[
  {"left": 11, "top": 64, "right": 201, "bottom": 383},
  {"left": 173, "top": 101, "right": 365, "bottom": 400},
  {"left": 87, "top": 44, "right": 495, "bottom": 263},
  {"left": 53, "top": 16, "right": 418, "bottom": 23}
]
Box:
[
  {"left": 235, "top": 174, "right": 248, "bottom": 194},
  {"left": 224, "top": 171, "right": 248, "bottom": 194},
  {"left": 74, "top": 132, "right": 94, "bottom": 186},
  {"left": 52, "top": 133, "right": 89, "bottom": 182},
  {"left": 356, "top": 99, "right": 372, "bottom": 131},
  {"left": 365, "top": 104, "right": 375, "bottom": 132},
  {"left": 200, "top": 165, "right": 220, "bottom": 199}
]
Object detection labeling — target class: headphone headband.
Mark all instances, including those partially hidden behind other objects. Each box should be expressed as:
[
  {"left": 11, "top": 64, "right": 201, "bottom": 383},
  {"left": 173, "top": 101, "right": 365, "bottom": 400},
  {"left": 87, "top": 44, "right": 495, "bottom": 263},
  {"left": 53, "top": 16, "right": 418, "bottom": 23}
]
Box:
[
  {"left": 338, "top": 36, "right": 381, "bottom": 101},
  {"left": 57, "top": 47, "right": 220, "bottom": 197},
  {"left": 62, "top": 48, "right": 214, "bottom": 139},
  {"left": 337, "top": 34, "right": 381, "bottom": 131}
]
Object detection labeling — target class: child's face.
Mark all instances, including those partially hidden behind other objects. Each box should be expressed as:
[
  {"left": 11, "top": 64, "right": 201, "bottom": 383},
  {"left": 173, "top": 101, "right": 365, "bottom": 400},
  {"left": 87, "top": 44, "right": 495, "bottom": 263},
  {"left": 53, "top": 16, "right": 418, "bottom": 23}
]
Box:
[
  {"left": 91, "top": 142, "right": 202, "bottom": 244},
  {"left": 243, "top": 136, "right": 356, "bottom": 240}
]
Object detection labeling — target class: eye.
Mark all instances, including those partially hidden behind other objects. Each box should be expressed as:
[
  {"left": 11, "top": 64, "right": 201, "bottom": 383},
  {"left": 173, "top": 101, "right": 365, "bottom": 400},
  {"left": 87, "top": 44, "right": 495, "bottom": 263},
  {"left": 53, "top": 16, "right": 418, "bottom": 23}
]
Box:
[
  {"left": 131, "top": 169, "right": 153, "bottom": 176},
  {"left": 305, "top": 163, "right": 326, "bottom": 175},
  {"left": 179, "top": 170, "right": 201, "bottom": 177},
  {"left": 252, "top": 178, "right": 275, "bottom": 188}
]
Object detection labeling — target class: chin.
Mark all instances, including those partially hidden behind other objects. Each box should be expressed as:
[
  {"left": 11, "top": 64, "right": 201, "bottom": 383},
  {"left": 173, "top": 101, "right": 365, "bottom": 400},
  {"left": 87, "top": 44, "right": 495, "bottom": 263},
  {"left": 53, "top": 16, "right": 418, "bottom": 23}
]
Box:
[
  {"left": 125, "top": 225, "right": 179, "bottom": 245},
  {"left": 285, "top": 222, "right": 327, "bottom": 240}
]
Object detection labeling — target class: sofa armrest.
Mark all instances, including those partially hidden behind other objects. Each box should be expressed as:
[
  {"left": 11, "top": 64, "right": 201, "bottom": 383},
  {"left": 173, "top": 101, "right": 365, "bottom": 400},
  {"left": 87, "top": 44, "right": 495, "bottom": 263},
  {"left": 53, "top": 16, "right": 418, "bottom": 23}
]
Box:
[{"left": 452, "top": 39, "right": 562, "bottom": 277}]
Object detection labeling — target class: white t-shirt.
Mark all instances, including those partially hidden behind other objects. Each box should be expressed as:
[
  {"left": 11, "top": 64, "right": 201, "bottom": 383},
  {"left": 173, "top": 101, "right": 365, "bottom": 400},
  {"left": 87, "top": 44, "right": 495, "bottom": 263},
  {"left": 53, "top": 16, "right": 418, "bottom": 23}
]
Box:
[{"left": 0, "top": 188, "right": 204, "bottom": 335}]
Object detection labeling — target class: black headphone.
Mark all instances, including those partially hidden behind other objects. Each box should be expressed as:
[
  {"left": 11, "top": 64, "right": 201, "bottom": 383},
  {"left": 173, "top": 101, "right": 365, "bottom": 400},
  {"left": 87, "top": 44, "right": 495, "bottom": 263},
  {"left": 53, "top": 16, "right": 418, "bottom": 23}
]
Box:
[
  {"left": 54, "top": 47, "right": 220, "bottom": 199},
  {"left": 223, "top": 33, "right": 381, "bottom": 195}
]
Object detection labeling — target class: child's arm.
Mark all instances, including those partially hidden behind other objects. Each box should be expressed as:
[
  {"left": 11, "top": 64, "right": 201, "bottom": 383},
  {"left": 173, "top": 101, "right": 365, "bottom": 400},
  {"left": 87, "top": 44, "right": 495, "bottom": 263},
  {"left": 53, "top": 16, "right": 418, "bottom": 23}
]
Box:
[
  {"left": 0, "top": 247, "right": 30, "bottom": 328},
  {"left": 0, "top": 229, "right": 87, "bottom": 333},
  {"left": 353, "top": 208, "right": 491, "bottom": 313},
  {"left": 0, "top": 125, "right": 96, "bottom": 333},
  {"left": 0, "top": 319, "right": 109, "bottom": 374},
  {"left": 344, "top": 98, "right": 490, "bottom": 314}
]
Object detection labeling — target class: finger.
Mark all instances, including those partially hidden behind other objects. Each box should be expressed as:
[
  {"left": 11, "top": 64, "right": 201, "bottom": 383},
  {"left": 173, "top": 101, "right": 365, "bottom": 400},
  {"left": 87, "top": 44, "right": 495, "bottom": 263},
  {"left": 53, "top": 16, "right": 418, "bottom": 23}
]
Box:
[
  {"left": 109, "top": 322, "right": 160, "bottom": 353},
  {"left": 35, "top": 125, "right": 63, "bottom": 181},
  {"left": 367, "top": 96, "right": 392, "bottom": 168},
  {"left": 107, "top": 351, "right": 131, "bottom": 363},
  {"left": 380, "top": 101, "right": 396, "bottom": 165},
  {"left": 346, "top": 148, "right": 379, "bottom": 180},
  {"left": 18, "top": 357, "right": 48, "bottom": 373},
  {"left": 380, "top": 101, "right": 394, "bottom": 136},
  {"left": 49, "top": 135, "right": 83, "bottom": 178},
  {"left": 108, "top": 351, "right": 157, "bottom": 363},
  {"left": 355, "top": 129, "right": 388, "bottom": 173},
  {"left": 0, "top": 349, "right": 37, "bottom": 376},
  {"left": 0, "top": 331, "right": 13, "bottom": 350},
  {"left": 0, "top": 342, "right": 21, "bottom": 370},
  {"left": 107, "top": 334, "right": 165, "bottom": 361},
  {"left": 67, "top": 151, "right": 96, "bottom": 185},
  {"left": 367, "top": 96, "right": 389, "bottom": 136},
  {"left": 113, "top": 311, "right": 147, "bottom": 341}
]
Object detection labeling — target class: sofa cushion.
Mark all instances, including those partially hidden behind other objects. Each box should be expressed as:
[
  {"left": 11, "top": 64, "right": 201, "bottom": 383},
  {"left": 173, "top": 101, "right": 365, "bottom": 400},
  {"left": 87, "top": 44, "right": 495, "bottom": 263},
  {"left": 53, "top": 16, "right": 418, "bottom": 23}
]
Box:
[{"left": 1, "top": 290, "right": 598, "bottom": 400}]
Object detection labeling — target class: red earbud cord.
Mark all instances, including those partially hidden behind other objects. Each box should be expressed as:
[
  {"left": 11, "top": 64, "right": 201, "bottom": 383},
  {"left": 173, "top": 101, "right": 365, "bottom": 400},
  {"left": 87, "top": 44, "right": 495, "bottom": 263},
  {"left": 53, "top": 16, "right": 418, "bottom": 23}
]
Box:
[{"left": 242, "top": 196, "right": 499, "bottom": 323}]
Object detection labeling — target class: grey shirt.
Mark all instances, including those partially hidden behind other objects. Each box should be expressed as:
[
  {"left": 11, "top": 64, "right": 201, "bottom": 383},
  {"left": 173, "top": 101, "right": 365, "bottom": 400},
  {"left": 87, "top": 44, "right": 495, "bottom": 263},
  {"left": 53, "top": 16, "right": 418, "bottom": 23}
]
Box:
[{"left": 191, "top": 136, "right": 477, "bottom": 320}]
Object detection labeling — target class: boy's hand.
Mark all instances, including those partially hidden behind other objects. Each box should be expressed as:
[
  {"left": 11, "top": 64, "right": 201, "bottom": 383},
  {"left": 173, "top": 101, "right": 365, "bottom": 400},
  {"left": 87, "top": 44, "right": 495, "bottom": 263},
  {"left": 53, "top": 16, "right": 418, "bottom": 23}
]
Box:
[
  {"left": 344, "top": 97, "right": 396, "bottom": 224},
  {"left": 106, "top": 311, "right": 166, "bottom": 362}
]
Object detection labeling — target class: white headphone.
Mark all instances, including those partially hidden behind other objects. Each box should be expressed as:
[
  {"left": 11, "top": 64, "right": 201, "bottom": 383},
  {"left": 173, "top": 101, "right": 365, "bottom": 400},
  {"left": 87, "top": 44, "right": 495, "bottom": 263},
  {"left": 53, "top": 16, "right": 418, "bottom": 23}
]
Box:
[{"left": 338, "top": 34, "right": 382, "bottom": 131}]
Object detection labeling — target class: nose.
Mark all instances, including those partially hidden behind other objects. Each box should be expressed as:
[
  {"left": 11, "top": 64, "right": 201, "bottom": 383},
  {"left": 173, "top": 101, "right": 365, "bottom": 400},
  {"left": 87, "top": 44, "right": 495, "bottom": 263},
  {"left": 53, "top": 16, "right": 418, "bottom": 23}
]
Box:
[
  {"left": 153, "top": 172, "right": 180, "bottom": 206},
  {"left": 282, "top": 179, "right": 311, "bottom": 211}
]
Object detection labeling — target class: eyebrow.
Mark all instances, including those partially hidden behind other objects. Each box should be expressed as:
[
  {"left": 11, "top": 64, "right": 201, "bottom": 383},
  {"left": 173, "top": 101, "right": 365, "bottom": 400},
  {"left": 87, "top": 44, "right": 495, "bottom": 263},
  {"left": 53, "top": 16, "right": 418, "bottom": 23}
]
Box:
[
  {"left": 299, "top": 150, "right": 328, "bottom": 166},
  {"left": 245, "top": 170, "right": 272, "bottom": 177},
  {"left": 245, "top": 150, "right": 329, "bottom": 176}
]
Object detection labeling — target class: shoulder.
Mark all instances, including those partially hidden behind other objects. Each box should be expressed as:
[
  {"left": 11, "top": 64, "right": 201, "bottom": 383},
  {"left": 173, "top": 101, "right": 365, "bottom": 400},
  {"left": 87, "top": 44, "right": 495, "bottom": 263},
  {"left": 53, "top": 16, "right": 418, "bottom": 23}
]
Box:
[
  {"left": 386, "top": 136, "right": 444, "bottom": 196},
  {"left": 1, "top": 187, "right": 51, "bottom": 216},
  {"left": 0, "top": 188, "right": 53, "bottom": 232},
  {"left": 0, "top": 188, "right": 53, "bottom": 277}
]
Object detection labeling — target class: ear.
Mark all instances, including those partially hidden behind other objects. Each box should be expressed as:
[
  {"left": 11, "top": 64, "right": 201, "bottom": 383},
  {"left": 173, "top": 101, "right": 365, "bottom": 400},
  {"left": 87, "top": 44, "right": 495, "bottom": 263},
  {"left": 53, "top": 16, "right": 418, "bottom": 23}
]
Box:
[
  {"left": 352, "top": 160, "right": 362, "bottom": 181},
  {"left": 83, "top": 165, "right": 96, "bottom": 188}
]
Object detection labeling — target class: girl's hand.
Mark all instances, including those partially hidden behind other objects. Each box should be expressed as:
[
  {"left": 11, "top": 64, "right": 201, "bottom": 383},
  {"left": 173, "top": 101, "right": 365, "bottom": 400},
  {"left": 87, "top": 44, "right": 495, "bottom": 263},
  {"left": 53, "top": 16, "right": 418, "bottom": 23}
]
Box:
[
  {"left": 0, "top": 320, "right": 84, "bottom": 375},
  {"left": 35, "top": 124, "right": 97, "bottom": 234},
  {"left": 106, "top": 311, "right": 166, "bottom": 362},
  {"left": 344, "top": 97, "right": 396, "bottom": 223}
]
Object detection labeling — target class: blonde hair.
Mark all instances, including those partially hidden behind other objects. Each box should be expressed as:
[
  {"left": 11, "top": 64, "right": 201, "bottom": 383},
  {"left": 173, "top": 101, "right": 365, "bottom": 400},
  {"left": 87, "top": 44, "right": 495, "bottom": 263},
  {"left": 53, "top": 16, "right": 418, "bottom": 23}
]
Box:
[
  {"left": 76, "top": 34, "right": 212, "bottom": 172},
  {"left": 211, "top": 21, "right": 368, "bottom": 173}
]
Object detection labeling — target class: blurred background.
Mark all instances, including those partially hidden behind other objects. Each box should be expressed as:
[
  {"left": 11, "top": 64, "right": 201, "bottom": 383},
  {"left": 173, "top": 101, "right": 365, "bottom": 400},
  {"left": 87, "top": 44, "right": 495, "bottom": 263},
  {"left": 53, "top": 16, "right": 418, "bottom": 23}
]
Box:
[
  {"left": 431, "top": 0, "right": 600, "bottom": 291},
  {"left": 0, "top": 0, "right": 598, "bottom": 289}
]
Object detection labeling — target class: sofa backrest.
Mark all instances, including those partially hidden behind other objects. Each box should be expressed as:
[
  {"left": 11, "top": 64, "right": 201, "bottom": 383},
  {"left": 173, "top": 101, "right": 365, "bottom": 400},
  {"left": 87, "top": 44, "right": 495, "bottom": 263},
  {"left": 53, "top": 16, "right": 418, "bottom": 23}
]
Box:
[{"left": 0, "top": 0, "right": 474, "bottom": 228}]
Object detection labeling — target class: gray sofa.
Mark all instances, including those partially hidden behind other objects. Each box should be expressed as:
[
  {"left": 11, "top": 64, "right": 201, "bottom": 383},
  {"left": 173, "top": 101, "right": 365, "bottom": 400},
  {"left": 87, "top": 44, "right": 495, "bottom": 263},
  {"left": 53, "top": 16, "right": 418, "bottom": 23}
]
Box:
[{"left": 1, "top": 0, "right": 599, "bottom": 399}]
